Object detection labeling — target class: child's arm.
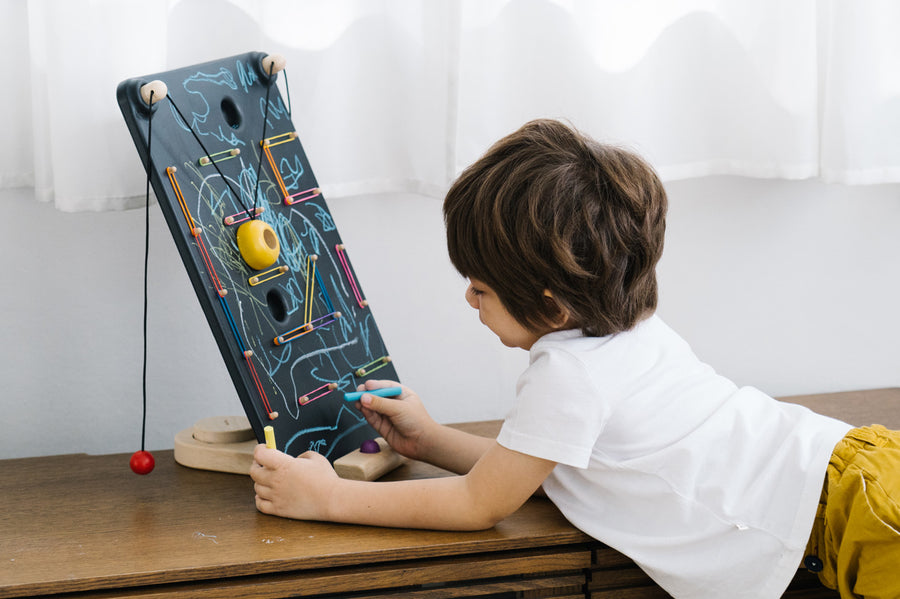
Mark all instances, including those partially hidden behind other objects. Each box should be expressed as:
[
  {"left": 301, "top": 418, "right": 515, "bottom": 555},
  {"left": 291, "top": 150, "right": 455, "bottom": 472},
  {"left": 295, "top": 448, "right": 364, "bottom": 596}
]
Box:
[{"left": 251, "top": 440, "right": 556, "bottom": 530}]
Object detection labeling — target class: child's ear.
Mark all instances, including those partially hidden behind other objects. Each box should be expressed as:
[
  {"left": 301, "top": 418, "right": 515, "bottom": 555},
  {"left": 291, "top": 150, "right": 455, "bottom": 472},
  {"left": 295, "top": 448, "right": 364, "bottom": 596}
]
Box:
[{"left": 542, "top": 290, "right": 571, "bottom": 329}]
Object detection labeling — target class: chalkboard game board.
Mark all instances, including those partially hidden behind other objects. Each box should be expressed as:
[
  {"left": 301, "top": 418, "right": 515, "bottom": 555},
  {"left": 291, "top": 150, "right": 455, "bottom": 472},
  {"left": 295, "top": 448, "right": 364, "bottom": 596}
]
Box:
[{"left": 117, "top": 51, "right": 398, "bottom": 461}]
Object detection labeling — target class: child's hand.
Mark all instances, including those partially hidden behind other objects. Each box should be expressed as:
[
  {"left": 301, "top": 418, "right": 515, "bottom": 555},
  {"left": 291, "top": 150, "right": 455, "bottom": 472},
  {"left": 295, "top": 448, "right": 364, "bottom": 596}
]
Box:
[
  {"left": 251, "top": 446, "right": 337, "bottom": 521},
  {"left": 352, "top": 380, "right": 436, "bottom": 461}
]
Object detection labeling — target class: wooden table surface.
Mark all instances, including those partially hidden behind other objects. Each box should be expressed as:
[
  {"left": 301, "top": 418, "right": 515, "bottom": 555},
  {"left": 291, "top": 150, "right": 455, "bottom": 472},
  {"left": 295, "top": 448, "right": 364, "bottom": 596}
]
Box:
[
  {"left": 0, "top": 421, "right": 591, "bottom": 598},
  {"left": 2, "top": 389, "right": 897, "bottom": 598}
]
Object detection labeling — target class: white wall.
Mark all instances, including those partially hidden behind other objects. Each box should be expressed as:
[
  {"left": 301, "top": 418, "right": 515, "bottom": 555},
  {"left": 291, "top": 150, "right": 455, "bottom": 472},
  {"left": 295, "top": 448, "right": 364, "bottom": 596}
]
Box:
[
  {"left": 658, "top": 177, "right": 899, "bottom": 394},
  {"left": 1, "top": 177, "right": 898, "bottom": 459}
]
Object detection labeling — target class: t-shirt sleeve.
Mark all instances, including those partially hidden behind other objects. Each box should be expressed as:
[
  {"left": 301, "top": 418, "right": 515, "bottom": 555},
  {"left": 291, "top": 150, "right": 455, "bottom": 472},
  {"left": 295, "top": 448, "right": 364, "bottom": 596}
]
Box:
[{"left": 497, "top": 344, "right": 609, "bottom": 468}]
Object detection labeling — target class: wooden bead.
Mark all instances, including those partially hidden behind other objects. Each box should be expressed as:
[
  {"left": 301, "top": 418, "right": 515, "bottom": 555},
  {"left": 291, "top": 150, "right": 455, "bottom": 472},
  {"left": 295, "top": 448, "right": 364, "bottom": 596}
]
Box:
[
  {"left": 140, "top": 80, "right": 167, "bottom": 106},
  {"left": 261, "top": 54, "right": 286, "bottom": 75}
]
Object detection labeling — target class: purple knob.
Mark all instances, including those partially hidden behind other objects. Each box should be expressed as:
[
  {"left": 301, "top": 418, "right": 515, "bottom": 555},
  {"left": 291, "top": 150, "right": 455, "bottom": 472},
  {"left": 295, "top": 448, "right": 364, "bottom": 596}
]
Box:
[{"left": 360, "top": 439, "right": 381, "bottom": 454}]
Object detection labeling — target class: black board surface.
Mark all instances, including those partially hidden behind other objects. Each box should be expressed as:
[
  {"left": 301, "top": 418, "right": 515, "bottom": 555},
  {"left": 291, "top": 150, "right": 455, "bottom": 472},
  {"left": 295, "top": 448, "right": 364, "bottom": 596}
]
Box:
[{"left": 117, "top": 52, "right": 398, "bottom": 460}]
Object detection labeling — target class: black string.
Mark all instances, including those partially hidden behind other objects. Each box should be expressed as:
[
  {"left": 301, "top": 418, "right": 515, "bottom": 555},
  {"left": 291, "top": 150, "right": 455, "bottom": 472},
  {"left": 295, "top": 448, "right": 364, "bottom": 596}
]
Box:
[
  {"left": 252, "top": 60, "right": 276, "bottom": 216},
  {"left": 284, "top": 68, "right": 292, "bottom": 118},
  {"left": 141, "top": 90, "right": 154, "bottom": 453},
  {"left": 166, "top": 96, "right": 255, "bottom": 221}
]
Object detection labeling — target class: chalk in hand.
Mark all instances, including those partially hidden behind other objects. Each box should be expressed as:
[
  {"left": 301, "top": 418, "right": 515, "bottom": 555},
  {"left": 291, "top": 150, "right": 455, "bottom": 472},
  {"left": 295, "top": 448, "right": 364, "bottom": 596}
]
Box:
[
  {"left": 343, "top": 386, "right": 402, "bottom": 402},
  {"left": 264, "top": 425, "right": 276, "bottom": 449}
]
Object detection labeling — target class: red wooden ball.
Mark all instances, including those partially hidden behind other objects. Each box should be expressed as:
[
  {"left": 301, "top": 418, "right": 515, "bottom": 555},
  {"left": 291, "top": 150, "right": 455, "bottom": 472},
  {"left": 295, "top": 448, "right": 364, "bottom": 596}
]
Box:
[{"left": 130, "top": 450, "right": 155, "bottom": 475}]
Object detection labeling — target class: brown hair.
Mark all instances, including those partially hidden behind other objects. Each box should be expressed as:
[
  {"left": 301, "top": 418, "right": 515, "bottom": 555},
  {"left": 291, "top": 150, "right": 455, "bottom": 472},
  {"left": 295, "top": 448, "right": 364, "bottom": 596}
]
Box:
[{"left": 444, "top": 119, "right": 667, "bottom": 337}]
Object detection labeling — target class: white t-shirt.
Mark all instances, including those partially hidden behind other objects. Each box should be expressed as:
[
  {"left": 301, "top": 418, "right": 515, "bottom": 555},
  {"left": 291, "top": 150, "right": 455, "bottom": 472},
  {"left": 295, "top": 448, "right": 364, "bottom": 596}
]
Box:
[{"left": 497, "top": 315, "right": 851, "bottom": 599}]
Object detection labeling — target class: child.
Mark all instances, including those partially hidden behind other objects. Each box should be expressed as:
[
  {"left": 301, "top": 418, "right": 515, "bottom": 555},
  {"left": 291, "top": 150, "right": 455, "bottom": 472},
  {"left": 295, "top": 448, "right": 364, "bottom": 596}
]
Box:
[{"left": 252, "top": 119, "right": 900, "bottom": 598}]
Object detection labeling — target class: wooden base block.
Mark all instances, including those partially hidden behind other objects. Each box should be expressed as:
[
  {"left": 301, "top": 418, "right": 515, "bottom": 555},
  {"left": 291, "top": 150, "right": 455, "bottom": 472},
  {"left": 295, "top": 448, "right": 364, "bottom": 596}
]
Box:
[
  {"left": 175, "top": 417, "right": 405, "bottom": 480},
  {"left": 191, "top": 415, "right": 256, "bottom": 444},
  {"left": 174, "top": 416, "right": 257, "bottom": 475},
  {"left": 333, "top": 438, "right": 406, "bottom": 481}
]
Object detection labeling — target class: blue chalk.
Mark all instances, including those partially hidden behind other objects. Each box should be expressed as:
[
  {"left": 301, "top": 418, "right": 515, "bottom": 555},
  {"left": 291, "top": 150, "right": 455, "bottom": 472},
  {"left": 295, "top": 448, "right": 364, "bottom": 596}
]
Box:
[{"left": 343, "top": 386, "right": 403, "bottom": 402}]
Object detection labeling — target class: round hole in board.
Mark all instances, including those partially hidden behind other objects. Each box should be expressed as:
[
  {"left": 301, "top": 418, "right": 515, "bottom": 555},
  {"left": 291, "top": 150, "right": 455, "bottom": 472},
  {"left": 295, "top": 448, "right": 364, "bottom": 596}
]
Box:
[
  {"left": 221, "top": 97, "right": 242, "bottom": 129},
  {"left": 266, "top": 289, "right": 288, "bottom": 324},
  {"left": 263, "top": 227, "right": 278, "bottom": 250}
]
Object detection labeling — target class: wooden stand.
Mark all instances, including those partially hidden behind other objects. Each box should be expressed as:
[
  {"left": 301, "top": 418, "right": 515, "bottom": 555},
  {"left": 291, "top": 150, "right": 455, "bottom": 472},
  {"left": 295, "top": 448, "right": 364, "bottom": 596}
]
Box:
[
  {"left": 174, "top": 416, "right": 257, "bottom": 475},
  {"left": 174, "top": 416, "right": 404, "bottom": 480},
  {"left": 333, "top": 437, "right": 406, "bottom": 480}
]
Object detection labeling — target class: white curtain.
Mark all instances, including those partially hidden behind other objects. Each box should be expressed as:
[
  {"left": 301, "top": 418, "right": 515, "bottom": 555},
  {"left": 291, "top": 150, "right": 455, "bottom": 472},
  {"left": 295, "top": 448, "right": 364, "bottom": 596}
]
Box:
[{"left": 3, "top": 0, "right": 899, "bottom": 212}]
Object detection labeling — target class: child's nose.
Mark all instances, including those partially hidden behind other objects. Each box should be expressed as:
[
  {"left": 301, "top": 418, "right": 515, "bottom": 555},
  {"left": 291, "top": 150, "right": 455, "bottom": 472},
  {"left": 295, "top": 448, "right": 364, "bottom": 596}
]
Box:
[{"left": 465, "top": 285, "right": 478, "bottom": 309}]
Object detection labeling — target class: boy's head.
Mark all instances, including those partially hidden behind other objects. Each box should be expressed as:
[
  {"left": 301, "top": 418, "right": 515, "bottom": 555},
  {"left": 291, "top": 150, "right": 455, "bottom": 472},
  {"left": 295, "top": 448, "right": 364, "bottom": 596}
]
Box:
[{"left": 444, "top": 119, "right": 667, "bottom": 338}]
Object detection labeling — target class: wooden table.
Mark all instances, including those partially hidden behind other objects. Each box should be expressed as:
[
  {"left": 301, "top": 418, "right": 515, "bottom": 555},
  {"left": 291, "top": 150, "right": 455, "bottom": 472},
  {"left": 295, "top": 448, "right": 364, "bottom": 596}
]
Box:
[{"left": 2, "top": 389, "right": 897, "bottom": 598}]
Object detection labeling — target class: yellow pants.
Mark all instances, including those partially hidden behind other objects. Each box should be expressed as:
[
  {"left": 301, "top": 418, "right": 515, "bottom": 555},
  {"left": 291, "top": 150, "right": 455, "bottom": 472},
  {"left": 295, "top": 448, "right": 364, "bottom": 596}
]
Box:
[{"left": 805, "top": 425, "right": 900, "bottom": 598}]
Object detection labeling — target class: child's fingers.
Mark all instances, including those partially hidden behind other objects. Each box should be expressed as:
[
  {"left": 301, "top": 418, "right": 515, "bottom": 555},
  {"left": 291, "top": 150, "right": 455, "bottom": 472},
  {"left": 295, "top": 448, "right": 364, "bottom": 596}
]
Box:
[
  {"left": 252, "top": 444, "right": 292, "bottom": 472},
  {"left": 353, "top": 380, "right": 408, "bottom": 413},
  {"left": 297, "top": 450, "right": 330, "bottom": 467},
  {"left": 359, "top": 391, "right": 406, "bottom": 416},
  {"left": 358, "top": 379, "right": 401, "bottom": 392},
  {"left": 255, "top": 494, "right": 274, "bottom": 514},
  {"left": 348, "top": 381, "right": 403, "bottom": 412},
  {"left": 254, "top": 483, "right": 280, "bottom": 515},
  {"left": 254, "top": 479, "right": 272, "bottom": 498},
  {"left": 361, "top": 379, "right": 396, "bottom": 389}
]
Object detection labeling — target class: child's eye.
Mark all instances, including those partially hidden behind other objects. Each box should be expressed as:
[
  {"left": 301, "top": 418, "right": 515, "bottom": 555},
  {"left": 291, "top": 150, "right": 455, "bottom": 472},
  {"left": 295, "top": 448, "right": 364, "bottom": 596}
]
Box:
[{"left": 467, "top": 285, "right": 484, "bottom": 297}]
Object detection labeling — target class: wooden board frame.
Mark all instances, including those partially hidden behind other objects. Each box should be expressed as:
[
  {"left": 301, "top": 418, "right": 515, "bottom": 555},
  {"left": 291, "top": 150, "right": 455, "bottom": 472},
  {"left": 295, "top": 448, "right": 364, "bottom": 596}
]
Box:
[{"left": 116, "top": 52, "right": 398, "bottom": 461}]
